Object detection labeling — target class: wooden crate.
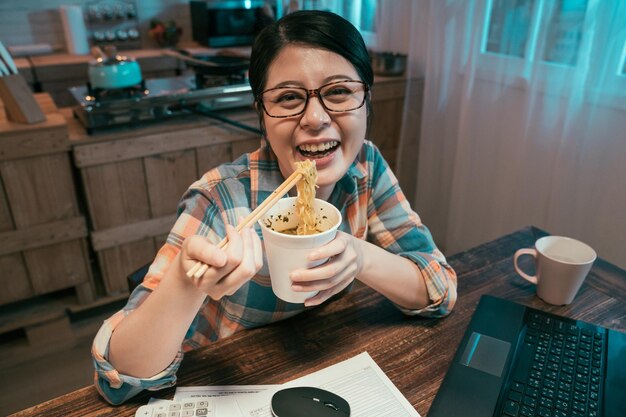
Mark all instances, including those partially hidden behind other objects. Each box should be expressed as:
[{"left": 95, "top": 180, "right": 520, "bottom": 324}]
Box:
[
  {"left": 0, "top": 94, "right": 95, "bottom": 307},
  {"left": 70, "top": 111, "right": 261, "bottom": 295}
]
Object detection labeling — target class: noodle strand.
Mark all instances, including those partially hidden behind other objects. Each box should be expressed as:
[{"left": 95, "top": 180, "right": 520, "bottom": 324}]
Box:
[{"left": 294, "top": 160, "right": 318, "bottom": 235}]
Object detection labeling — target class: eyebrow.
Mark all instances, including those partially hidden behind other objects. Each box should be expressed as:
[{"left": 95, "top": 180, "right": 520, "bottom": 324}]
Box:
[{"left": 269, "top": 74, "right": 358, "bottom": 89}]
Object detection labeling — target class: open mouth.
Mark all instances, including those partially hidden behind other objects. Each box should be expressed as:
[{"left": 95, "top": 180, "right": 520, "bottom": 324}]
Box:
[{"left": 297, "top": 140, "right": 340, "bottom": 158}]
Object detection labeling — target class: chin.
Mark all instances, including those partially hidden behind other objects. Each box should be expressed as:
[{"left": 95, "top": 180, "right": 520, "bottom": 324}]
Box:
[{"left": 316, "top": 169, "right": 343, "bottom": 188}]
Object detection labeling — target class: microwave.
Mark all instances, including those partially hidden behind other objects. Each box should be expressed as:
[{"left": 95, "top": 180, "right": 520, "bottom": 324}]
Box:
[{"left": 190, "top": 0, "right": 275, "bottom": 48}]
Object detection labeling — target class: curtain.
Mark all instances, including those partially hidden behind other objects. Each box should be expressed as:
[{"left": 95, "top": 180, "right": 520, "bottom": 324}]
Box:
[{"left": 397, "top": 0, "right": 626, "bottom": 268}]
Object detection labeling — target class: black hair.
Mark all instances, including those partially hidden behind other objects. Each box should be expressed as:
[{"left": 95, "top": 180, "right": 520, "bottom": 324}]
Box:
[{"left": 249, "top": 10, "right": 373, "bottom": 97}]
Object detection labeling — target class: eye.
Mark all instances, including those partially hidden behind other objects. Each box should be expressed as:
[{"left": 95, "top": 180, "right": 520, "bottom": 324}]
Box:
[
  {"left": 324, "top": 86, "right": 352, "bottom": 97},
  {"left": 274, "top": 90, "right": 306, "bottom": 103}
]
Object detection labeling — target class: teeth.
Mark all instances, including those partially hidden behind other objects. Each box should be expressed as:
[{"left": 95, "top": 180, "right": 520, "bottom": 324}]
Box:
[{"left": 299, "top": 141, "right": 338, "bottom": 152}]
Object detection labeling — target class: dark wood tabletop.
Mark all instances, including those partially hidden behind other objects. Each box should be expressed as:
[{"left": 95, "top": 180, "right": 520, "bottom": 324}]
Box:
[{"left": 12, "top": 226, "right": 626, "bottom": 417}]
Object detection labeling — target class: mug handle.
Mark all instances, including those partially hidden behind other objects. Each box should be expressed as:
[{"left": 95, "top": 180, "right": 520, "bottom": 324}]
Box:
[{"left": 514, "top": 248, "right": 538, "bottom": 285}]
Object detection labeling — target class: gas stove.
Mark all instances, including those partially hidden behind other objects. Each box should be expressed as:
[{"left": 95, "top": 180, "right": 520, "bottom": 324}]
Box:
[{"left": 70, "top": 75, "right": 254, "bottom": 134}]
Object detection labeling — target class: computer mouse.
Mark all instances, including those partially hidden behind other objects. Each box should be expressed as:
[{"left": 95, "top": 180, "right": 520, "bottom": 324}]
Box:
[{"left": 271, "top": 386, "right": 351, "bottom": 417}]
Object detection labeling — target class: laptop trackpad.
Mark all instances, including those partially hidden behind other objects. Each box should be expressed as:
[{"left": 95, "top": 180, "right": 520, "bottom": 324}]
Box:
[{"left": 460, "top": 332, "right": 511, "bottom": 377}]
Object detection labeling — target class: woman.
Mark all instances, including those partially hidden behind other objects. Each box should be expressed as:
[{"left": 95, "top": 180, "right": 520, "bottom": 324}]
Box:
[{"left": 92, "top": 10, "right": 457, "bottom": 404}]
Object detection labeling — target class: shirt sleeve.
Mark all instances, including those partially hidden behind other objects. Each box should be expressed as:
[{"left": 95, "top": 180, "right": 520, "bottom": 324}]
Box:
[
  {"left": 365, "top": 145, "right": 457, "bottom": 318},
  {"left": 92, "top": 186, "right": 222, "bottom": 405},
  {"left": 91, "top": 285, "right": 185, "bottom": 405}
]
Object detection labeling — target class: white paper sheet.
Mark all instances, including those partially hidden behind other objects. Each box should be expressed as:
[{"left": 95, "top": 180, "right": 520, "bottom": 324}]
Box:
[{"left": 237, "top": 352, "right": 421, "bottom": 417}]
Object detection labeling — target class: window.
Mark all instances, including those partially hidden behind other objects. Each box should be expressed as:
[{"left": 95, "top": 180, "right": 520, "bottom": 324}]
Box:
[
  {"left": 479, "top": 0, "right": 626, "bottom": 105},
  {"left": 484, "top": 0, "right": 589, "bottom": 66},
  {"left": 485, "top": 0, "right": 536, "bottom": 58},
  {"left": 542, "top": 0, "right": 587, "bottom": 66}
]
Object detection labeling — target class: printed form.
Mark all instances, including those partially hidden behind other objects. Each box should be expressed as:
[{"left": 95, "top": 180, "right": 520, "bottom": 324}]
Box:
[{"left": 174, "top": 351, "right": 421, "bottom": 417}]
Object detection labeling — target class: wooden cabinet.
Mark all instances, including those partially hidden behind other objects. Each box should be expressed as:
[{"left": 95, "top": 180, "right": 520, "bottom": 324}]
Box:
[
  {"left": 370, "top": 76, "right": 407, "bottom": 171},
  {"left": 68, "top": 110, "right": 260, "bottom": 295},
  {"left": 0, "top": 95, "right": 94, "bottom": 306}
]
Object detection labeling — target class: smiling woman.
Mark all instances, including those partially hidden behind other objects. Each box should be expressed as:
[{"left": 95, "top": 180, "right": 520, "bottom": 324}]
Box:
[
  {"left": 91, "top": 10, "right": 457, "bottom": 406},
  {"left": 254, "top": 44, "right": 369, "bottom": 201}
]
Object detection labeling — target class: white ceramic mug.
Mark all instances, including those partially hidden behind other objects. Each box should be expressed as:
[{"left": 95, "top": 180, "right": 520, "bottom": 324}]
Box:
[
  {"left": 513, "top": 236, "right": 596, "bottom": 305},
  {"left": 258, "top": 197, "right": 342, "bottom": 303}
]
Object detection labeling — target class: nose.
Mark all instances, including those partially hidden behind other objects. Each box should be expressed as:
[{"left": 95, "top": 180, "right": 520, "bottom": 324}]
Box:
[{"left": 300, "top": 94, "right": 331, "bottom": 130}]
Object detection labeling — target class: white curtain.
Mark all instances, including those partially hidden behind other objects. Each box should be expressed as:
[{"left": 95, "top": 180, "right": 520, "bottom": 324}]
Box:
[{"left": 396, "top": 0, "right": 626, "bottom": 268}]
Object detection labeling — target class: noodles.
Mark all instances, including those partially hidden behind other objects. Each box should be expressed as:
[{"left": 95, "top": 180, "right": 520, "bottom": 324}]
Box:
[{"left": 294, "top": 160, "right": 318, "bottom": 235}]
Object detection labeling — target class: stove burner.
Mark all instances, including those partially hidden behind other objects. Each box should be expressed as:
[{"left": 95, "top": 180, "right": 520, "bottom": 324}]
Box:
[
  {"left": 86, "top": 80, "right": 148, "bottom": 102},
  {"left": 195, "top": 72, "right": 247, "bottom": 89},
  {"left": 187, "top": 54, "right": 250, "bottom": 89},
  {"left": 69, "top": 76, "right": 254, "bottom": 134}
]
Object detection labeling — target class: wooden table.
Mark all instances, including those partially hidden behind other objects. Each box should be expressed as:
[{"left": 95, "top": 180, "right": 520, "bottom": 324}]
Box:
[{"left": 13, "top": 227, "right": 626, "bottom": 416}]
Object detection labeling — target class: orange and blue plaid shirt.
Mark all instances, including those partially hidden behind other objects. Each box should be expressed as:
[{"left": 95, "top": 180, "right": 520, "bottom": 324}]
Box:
[{"left": 92, "top": 140, "right": 457, "bottom": 404}]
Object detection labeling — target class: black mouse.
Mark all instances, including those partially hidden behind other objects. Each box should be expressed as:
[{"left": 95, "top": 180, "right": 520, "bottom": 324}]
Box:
[{"left": 271, "top": 386, "right": 351, "bottom": 417}]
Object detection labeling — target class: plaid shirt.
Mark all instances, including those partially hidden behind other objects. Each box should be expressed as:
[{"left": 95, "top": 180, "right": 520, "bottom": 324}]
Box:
[{"left": 92, "top": 140, "right": 457, "bottom": 404}]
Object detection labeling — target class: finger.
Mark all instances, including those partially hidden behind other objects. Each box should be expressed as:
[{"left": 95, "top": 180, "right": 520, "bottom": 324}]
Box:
[
  {"left": 292, "top": 273, "right": 343, "bottom": 292},
  {"left": 291, "top": 256, "right": 348, "bottom": 284},
  {"left": 193, "top": 225, "right": 243, "bottom": 287},
  {"left": 304, "top": 278, "right": 354, "bottom": 307},
  {"left": 223, "top": 224, "right": 244, "bottom": 265},
  {"left": 214, "top": 227, "right": 257, "bottom": 295},
  {"left": 307, "top": 233, "right": 347, "bottom": 261},
  {"left": 184, "top": 235, "right": 227, "bottom": 268},
  {"left": 251, "top": 227, "right": 264, "bottom": 270}
]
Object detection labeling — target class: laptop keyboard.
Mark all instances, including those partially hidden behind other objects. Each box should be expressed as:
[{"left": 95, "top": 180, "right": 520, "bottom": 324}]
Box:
[{"left": 498, "top": 310, "right": 605, "bottom": 417}]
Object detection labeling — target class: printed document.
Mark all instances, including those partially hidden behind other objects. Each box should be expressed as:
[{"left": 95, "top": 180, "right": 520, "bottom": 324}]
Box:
[{"left": 237, "top": 351, "right": 421, "bottom": 417}]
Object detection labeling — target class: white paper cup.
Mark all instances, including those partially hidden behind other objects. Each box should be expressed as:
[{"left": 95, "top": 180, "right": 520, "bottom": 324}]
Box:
[{"left": 258, "top": 197, "right": 342, "bottom": 303}]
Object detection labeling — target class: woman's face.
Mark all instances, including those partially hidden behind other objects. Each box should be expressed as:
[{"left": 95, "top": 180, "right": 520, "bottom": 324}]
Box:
[{"left": 260, "top": 45, "right": 368, "bottom": 199}]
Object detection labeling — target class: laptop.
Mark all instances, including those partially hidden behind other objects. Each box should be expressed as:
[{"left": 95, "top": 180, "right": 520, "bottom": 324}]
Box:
[{"left": 428, "top": 295, "right": 626, "bottom": 417}]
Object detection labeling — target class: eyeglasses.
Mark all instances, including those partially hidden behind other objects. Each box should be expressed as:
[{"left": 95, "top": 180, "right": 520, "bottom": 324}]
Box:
[{"left": 257, "top": 80, "right": 369, "bottom": 118}]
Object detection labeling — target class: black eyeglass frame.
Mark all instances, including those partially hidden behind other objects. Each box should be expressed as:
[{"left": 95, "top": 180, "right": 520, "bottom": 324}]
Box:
[{"left": 256, "top": 80, "right": 370, "bottom": 119}]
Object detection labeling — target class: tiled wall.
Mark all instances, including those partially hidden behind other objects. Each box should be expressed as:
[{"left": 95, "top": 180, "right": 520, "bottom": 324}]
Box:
[{"left": 0, "top": 0, "right": 193, "bottom": 51}]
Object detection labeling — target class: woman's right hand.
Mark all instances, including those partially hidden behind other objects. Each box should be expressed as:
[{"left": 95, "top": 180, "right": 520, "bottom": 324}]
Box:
[{"left": 179, "top": 225, "right": 263, "bottom": 300}]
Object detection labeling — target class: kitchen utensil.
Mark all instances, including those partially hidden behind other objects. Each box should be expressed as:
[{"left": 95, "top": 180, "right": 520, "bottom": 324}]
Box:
[
  {"left": 0, "top": 41, "right": 46, "bottom": 124},
  {"left": 0, "top": 41, "right": 18, "bottom": 74},
  {"left": 0, "top": 58, "right": 9, "bottom": 76},
  {"left": 88, "top": 45, "right": 142, "bottom": 89},
  {"left": 0, "top": 74, "right": 47, "bottom": 124},
  {"left": 370, "top": 51, "right": 407, "bottom": 76}
]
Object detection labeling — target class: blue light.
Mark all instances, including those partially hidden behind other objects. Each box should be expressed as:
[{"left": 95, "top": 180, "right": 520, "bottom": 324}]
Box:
[{"left": 244, "top": 0, "right": 252, "bottom": 9}]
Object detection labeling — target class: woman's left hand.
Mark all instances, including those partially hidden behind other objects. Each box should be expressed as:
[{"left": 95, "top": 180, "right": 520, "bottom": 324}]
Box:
[{"left": 289, "top": 231, "right": 365, "bottom": 306}]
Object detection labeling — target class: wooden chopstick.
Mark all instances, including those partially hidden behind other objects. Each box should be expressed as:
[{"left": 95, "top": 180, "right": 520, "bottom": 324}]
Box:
[{"left": 186, "top": 170, "right": 303, "bottom": 279}]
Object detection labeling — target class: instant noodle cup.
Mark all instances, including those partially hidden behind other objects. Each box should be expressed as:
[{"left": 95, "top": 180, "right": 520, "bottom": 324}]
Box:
[{"left": 258, "top": 197, "right": 342, "bottom": 303}]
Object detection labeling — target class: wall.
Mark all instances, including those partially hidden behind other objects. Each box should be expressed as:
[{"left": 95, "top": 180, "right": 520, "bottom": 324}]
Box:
[{"left": 0, "top": 0, "right": 193, "bottom": 52}]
